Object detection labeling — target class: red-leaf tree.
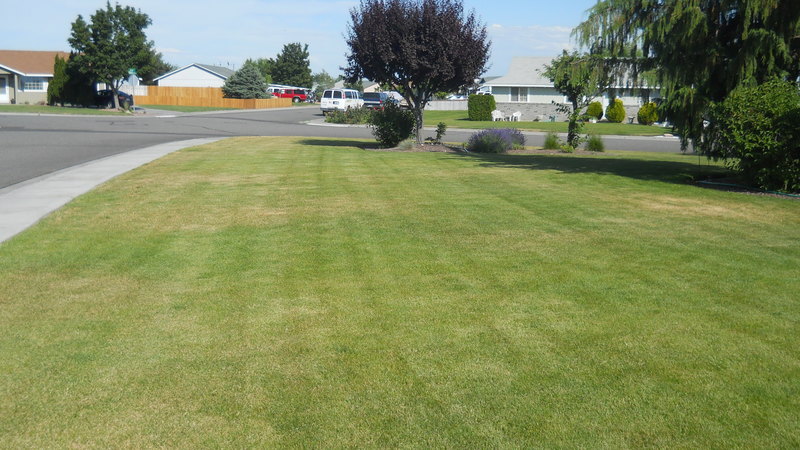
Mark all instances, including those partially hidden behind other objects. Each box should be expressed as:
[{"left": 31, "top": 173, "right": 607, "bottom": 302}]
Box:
[{"left": 344, "top": 0, "right": 490, "bottom": 144}]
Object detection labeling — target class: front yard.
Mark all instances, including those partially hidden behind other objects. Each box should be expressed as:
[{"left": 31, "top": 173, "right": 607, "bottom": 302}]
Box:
[
  {"left": 0, "top": 137, "right": 797, "bottom": 447},
  {"left": 424, "top": 110, "right": 673, "bottom": 136}
]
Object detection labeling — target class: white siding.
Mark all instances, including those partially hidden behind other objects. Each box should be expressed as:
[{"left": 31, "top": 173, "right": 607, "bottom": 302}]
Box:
[
  {"left": 528, "top": 87, "right": 564, "bottom": 104},
  {"left": 157, "top": 66, "right": 226, "bottom": 87},
  {"left": 492, "top": 86, "right": 511, "bottom": 102}
]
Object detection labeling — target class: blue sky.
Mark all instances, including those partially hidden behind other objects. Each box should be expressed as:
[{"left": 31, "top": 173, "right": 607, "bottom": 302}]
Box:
[{"left": 3, "top": 0, "right": 597, "bottom": 77}]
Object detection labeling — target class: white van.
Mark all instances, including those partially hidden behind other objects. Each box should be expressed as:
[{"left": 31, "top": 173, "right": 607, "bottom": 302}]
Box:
[{"left": 320, "top": 88, "right": 364, "bottom": 114}]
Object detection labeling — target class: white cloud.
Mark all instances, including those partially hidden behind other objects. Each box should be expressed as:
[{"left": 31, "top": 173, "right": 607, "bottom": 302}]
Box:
[{"left": 485, "top": 24, "right": 577, "bottom": 75}]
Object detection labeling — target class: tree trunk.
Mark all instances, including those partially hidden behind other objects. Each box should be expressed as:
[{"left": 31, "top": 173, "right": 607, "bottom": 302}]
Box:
[
  {"left": 567, "top": 99, "right": 580, "bottom": 148},
  {"left": 413, "top": 106, "right": 424, "bottom": 145},
  {"left": 111, "top": 82, "right": 120, "bottom": 110}
]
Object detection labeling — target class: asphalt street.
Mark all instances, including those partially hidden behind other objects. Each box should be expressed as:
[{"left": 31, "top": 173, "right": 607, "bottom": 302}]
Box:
[{"left": 0, "top": 106, "right": 682, "bottom": 189}]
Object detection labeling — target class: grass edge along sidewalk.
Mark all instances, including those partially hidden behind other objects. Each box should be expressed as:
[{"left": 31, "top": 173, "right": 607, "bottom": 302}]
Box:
[{"left": 1, "top": 137, "right": 797, "bottom": 447}]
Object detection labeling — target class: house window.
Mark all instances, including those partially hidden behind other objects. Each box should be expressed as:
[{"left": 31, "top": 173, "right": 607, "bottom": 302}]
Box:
[
  {"left": 22, "top": 77, "right": 46, "bottom": 91},
  {"left": 510, "top": 87, "right": 528, "bottom": 102}
]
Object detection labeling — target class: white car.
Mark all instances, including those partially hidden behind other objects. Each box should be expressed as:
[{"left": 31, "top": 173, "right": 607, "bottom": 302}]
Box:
[
  {"left": 320, "top": 88, "right": 364, "bottom": 114},
  {"left": 385, "top": 91, "right": 409, "bottom": 109}
]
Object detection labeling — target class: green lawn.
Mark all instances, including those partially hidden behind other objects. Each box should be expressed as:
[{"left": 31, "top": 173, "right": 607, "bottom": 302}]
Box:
[
  {"left": 0, "top": 104, "right": 128, "bottom": 115},
  {"left": 424, "top": 110, "right": 673, "bottom": 136},
  {"left": 1, "top": 137, "right": 798, "bottom": 447},
  {"left": 138, "top": 104, "right": 238, "bottom": 113}
]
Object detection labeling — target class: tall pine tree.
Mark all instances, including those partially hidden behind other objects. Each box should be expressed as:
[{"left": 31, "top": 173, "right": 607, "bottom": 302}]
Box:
[{"left": 271, "top": 43, "right": 312, "bottom": 88}]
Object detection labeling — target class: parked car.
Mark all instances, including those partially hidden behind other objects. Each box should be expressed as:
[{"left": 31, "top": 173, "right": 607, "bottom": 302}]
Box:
[
  {"left": 269, "top": 88, "right": 309, "bottom": 103},
  {"left": 362, "top": 92, "right": 396, "bottom": 110},
  {"left": 94, "top": 90, "right": 134, "bottom": 108},
  {"left": 385, "top": 91, "right": 409, "bottom": 109},
  {"left": 320, "top": 88, "right": 364, "bottom": 114}
]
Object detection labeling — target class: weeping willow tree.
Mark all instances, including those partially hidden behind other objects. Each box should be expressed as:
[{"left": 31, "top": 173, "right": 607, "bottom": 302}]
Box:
[{"left": 574, "top": 0, "right": 800, "bottom": 150}]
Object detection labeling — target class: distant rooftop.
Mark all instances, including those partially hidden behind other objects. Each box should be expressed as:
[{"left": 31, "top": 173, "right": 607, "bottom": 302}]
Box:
[{"left": 0, "top": 50, "right": 71, "bottom": 75}]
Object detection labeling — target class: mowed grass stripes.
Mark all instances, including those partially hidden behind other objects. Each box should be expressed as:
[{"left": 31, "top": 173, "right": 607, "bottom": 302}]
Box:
[{"left": 0, "top": 137, "right": 798, "bottom": 447}]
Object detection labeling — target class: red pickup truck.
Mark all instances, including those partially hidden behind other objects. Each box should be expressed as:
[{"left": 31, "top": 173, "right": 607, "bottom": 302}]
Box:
[{"left": 268, "top": 87, "right": 309, "bottom": 103}]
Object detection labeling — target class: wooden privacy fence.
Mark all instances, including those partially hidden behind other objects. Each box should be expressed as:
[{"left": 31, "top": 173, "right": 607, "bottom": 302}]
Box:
[{"left": 133, "top": 86, "right": 291, "bottom": 109}]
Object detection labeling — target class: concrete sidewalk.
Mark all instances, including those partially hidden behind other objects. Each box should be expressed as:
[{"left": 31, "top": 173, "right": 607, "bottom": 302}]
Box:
[{"left": 0, "top": 138, "right": 222, "bottom": 244}]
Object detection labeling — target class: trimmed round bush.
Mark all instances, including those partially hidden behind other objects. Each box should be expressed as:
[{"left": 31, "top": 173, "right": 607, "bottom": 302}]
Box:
[
  {"left": 586, "top": 101, "right": 603, "bottom": 120},
  {"left": 468, "top": 94, "right": 496, "bottom": 121},
  {"left": 467, "top": 128, "right": 525, "bottom": 153},
  {"left": 605, "top": 98, "right": 626, "bottom": 123},
  {"left": 366, "top": 102, "right": 415, "bottom": 147},
  {"left": 637, "top": 102, "right": 659, "bottom": 125}
]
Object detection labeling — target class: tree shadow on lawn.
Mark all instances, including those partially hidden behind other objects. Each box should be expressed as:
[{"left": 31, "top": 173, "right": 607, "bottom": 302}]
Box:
[
  {"left": 458, "top": 152, "right": 729, "bottom": 186},
  {"left": 298, "top": 138, "right": 380, "bottom": 150},
  {"left": 295, "top": 138, "right": 729, "bottom": 186}
]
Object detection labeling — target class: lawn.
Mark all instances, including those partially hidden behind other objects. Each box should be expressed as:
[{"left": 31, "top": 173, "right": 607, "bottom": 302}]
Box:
[
  {"left": 1, "top": 137, "right": 798, "bottom": 447},
  {"left": 0, "top": 104, "right": 128, "bottom": 115},
  {"left": 424, "top": 110, "right": 673, "bottom": 136}
]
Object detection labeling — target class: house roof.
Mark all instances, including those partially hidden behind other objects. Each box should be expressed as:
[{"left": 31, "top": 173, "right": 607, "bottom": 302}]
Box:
[
  {"left": 333, "top": 79, "right": 379, "bottom": 91},
  {"left": 483, "top": 57, "right": 554, "bottom": 87},
  {"left": 484, "top": 56, "right": 658, "bottom": 90},
  {"left": 0, "top": 50, "right": 70, "bottom": 76},
  {"left": 153, "top": 63, "right": 236, "bottom": 82}
]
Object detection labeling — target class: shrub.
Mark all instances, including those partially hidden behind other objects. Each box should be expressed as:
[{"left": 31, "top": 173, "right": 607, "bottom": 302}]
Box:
[
  {"left": 435, "top": 122, "right": 447, "bottom": 144},
  {"left": 586, "top": 101, "right": 603, "bottom": 120},
  {"left": 705, "top": 79, "right": 800, "bottom": 192},
  {"left": 543, "top": 132, "right": 561, "bottom": 150},
  {"left": 367, "top": 102, "right": 416, "bottom": 147},
  {"left": 605, "top": 98, "right": 626, "bottom": 123},
  {"left": 637, "top": 102, "right": 659, "bottom": 125},
  {"left": 467, "top": 128, "right": 525, "bottom": 153},
  {"left": 468, "top": 94, "right": 496, "bottom": 121},
  {"left": 324, "top": 107, "right": 372, "bottom": 124},
  {"left": 585, "top": 134, "right": 605, "bottom": 152}
]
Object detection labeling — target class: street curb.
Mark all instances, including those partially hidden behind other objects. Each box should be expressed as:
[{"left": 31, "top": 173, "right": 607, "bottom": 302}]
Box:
[{"left": 0, "top": 137, "right": 223, "bottom": 244}]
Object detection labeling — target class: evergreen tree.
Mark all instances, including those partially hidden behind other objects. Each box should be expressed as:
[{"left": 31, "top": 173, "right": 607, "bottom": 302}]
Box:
[
  {"left": 245, "top": 58, "right": 275, "bottom": 85},
  {"left": 222, "top": 62, "right": 268, "bottom": 99},
  {"left": 64, "top": 53, "right": 97, "bottom": 107},
  {"left": 138, "top": 51, "right": 176, "bottom": 85},
  {"left": 47, "top": 55, "right": 68, "bottom": 106},
  {"left": 574, "top": 0, "right": 800, "bottom": 149},
  {"left": 68, "top": 2, "right": 155, "bottom": 109},
  {"left": 271, "top": 43, "right": 312, "bottom": 88}
]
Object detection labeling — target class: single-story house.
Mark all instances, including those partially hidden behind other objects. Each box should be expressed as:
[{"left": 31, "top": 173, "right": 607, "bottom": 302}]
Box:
[
  {"left": 153, "top": 63, "right": 235, "bottom": 88},
  {"left": 0, "top": 50, "right": 70, "bottom": 104},
  {"left": 333, "top": 79, "right": 380, "bottom": 93},
  {"left": 482, "top": 56, "right": 661, "bottom": 120}
]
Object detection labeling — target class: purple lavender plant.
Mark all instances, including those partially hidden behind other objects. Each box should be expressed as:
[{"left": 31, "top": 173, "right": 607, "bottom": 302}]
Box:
[{"left": 466, "top": 128, "right": 526, "bottom": 153}]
